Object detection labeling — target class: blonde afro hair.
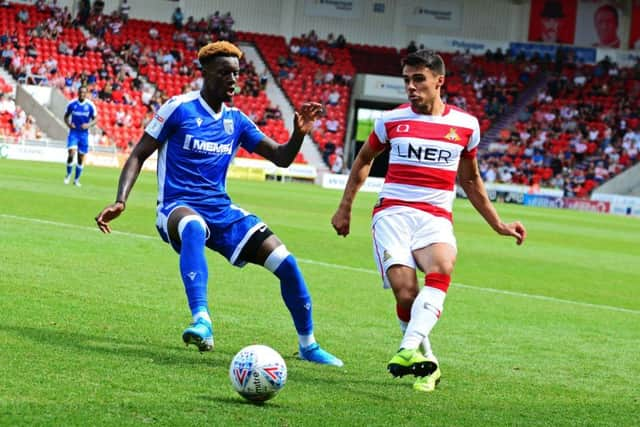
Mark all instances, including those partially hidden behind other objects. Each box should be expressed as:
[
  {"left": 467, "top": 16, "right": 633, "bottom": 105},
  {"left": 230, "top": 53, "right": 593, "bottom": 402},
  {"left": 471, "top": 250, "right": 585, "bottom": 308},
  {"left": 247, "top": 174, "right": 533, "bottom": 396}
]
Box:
[{"left": 198, "top": 41, "right": 243, "bottom": 65}]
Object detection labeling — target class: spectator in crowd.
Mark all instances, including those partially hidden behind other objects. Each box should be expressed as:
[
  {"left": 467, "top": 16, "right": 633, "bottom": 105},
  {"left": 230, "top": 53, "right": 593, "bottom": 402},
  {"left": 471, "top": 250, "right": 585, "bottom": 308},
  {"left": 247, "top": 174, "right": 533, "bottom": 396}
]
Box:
[
  {"left": 327, "top": 88, "right": 340, "bottom": 106},
  {"left": 0, "top": 93, "right": 16, "bottom": 116},
  {"left": 57, "top": 40, "right": 72, "bottom": 55},
  {"left": 325, "top": 115, "right": 339, "bottom": 133},
  {"left": 172, "top": 7, "right": 184, "bottom": 29},
  {"left": 26, "top": 40, "right": 38, "bottom": 58},
  {"left": 12, "top": 106, "right": 27, "bottom": 133},
  {"left": 331, "top": 148, "right": 343, "bottom": 173},
  {"left": 322, "top": 141, "right": 335, "bottom": 165},
  {"left": 119, "top": 0, "right": 130, "bottom": 23},
  {"left": 92, "top": 0, "right": 105, "bottom": 15},
  {"left": 17, "top": 9, "right": 29, "bottom": 23},
  {"left": 115, "top": 109, "right": 132, "bottom": 127},
  {"left": 264, "top": 103, "right": 282, "bottom": 120},
  {"left": 1, "top": 43, "right": 14, "bottom": 68}
]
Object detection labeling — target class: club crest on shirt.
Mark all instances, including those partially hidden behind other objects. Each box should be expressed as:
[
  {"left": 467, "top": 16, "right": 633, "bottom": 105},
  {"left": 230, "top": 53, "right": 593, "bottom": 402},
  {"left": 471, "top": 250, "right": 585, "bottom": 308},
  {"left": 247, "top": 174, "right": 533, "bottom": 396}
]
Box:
[
  {"left": 445, "top": 128, "right": 461, "bottom": 142},
  {"left": 224, "top": 119, "right": 234, "bottom": 135}
]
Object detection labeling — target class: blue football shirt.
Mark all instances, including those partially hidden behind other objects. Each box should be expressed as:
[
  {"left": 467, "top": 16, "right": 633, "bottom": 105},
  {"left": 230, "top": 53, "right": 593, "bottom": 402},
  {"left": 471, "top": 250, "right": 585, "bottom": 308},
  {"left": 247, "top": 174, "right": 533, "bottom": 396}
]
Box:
[
  {"left": 145, "top": 91, "right": 266, "bottom": 211},
  {"left": 65, "top": 98, "right": 97, "bottom": 132}
]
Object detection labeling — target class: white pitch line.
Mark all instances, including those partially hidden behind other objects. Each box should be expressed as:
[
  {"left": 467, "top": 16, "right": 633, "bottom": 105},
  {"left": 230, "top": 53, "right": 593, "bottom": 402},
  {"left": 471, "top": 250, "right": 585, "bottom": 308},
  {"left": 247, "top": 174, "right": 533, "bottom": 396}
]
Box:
[
  {"left": 2, "top": 213, "right": 639, "bottom": 315},
  {"left": 296, "top": 258, "right": 640, "bottom": 315}
]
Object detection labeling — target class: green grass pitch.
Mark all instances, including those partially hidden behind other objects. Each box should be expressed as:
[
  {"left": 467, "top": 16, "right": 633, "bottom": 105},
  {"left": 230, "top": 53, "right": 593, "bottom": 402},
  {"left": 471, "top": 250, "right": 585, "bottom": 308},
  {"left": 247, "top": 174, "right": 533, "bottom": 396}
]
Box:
[{"left": 1, "top": 159, "right": 639, "bottom": 426}]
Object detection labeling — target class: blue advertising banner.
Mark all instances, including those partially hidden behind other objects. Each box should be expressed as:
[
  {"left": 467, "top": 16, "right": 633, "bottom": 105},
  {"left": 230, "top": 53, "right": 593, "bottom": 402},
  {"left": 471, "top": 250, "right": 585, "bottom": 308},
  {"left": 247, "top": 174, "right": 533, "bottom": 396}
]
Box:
[
  {"left": 509, "top": 42, "right": 596, "bottom": 63},
  {"left": 523, "top": 194, "right": 565, "bottom": 209}
]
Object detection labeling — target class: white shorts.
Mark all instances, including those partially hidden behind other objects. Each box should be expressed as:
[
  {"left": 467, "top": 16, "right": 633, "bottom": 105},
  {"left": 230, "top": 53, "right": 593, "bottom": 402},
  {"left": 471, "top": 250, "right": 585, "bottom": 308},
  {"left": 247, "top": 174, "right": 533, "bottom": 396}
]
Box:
[{"left": 372, "top": 207, "right": 457, "bottom": 289}]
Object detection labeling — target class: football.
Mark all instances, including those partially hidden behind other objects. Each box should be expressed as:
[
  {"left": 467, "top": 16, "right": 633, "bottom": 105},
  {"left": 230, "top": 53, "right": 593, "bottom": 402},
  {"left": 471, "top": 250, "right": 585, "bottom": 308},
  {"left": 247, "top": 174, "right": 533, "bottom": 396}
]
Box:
[{"left": 229, "top": 345, "right": 287, "bottom": 402}]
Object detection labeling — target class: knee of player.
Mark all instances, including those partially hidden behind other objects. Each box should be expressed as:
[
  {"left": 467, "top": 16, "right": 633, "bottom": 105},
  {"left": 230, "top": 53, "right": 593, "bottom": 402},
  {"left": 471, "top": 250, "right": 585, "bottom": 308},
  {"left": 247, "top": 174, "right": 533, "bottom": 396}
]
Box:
[
  {"left": 263, "top": 245, "right": 295, "bottom": 272},
  {"left": 394, "top": 286, "right": 418, "bottom": 307},
  {"left": 178, "top": 215, "right": 207, "bottom": 240},
  {"left": 431, "top": 266, "right": 454, "bottom": 277},
  {"left": 429, "top": 258, "right": 456, "bottom": 276}
]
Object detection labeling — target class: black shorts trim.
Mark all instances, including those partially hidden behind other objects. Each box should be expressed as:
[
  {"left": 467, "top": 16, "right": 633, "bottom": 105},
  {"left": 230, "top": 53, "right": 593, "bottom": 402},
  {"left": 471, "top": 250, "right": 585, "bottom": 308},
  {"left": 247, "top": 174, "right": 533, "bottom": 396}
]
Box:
[{"left": 239, "top": 225, "right": 274, "bottom": 264}]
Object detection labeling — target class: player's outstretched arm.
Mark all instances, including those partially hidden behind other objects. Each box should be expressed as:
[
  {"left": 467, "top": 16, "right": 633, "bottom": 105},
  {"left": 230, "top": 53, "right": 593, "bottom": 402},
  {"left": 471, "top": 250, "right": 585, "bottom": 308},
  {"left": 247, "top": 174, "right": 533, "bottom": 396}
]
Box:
[
  {"left": 253, "top": 102, "right": 323, "bottom": 167},
  {"left": 95, "top": 133, "right": 159, "bottom": 233},
  {"left": 458, "top": 156, "right": 527, "bottom": 245},
  {"left": 331, "top": 142, "right": 382, "bottom": 237}
]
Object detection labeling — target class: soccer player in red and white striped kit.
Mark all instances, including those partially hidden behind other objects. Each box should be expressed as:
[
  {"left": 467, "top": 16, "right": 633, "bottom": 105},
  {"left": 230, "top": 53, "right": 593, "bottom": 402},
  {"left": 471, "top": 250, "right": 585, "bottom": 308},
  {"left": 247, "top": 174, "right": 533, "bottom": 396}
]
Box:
[{"left": 331, "top": 49, "right": 526, "bottom": 392}]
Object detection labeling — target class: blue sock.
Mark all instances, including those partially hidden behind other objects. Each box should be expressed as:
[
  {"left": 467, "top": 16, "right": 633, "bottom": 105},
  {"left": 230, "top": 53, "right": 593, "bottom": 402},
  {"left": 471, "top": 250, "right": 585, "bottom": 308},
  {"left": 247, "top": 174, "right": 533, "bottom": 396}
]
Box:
[
  {"left": 66, "top": 163, "right": 72, "bottom": 177},
  {"left": 74, "top": 164, "right": 83, "bottom": 180},
  {"left": 179, "top": 219, "right": 209, "bottom": 317},
  {"left": 274, "top": 255, "right": 313, "bottom": 336}
]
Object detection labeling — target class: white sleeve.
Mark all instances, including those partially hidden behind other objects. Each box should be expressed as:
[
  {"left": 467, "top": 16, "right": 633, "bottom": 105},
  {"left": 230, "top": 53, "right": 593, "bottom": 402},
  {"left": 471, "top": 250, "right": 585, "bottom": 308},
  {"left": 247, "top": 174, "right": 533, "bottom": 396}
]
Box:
[
  {"left": 145, "top": 97, "right": 181, "bottom": 139},
  {"left": 373, "top": 116, "right": 388, "bottom": 144},
  {"left": 467, "top": 118, "right": 481, "bottom": 152}
]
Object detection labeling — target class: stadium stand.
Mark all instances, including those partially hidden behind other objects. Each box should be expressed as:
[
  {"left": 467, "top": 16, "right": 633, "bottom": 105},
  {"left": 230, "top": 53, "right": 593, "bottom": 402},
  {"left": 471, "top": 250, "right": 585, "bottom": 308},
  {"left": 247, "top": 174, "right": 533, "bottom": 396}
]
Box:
[
  {"left": 480, "top": 56, "right": 640, "bottom": 197},
  {"left": 2, "top": 0, "right": 639, "bottom": 197}
]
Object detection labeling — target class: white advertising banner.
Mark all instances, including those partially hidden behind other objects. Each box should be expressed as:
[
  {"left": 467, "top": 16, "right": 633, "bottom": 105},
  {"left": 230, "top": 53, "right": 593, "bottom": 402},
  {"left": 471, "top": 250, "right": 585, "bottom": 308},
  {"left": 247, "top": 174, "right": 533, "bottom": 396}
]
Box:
[
  {"left": 591, "top": 193, "right": 640, "bottom": 217},
  {"left": 362, "top": 75, "right": 406, "bottom": 102},
  {"left": 417, "top": 35, "right": 510, "bottom": 54},
  {"left": 595, "top": 47, "right": 640, "bottom": 67},
  {"left": 321, "top": 173, "right": 384, "bottom": 192},
  {"left": 1, "top": 143, "right": 67, "bottom": 163},
  {"left": 0, "top": 142, "right": 158, "bottom": 171},
  {"left": 303, "top": 0, "right": 364, "bottom": 19},
  {"left": 403, "top": 0, "right": 463, "bottom": 30}
]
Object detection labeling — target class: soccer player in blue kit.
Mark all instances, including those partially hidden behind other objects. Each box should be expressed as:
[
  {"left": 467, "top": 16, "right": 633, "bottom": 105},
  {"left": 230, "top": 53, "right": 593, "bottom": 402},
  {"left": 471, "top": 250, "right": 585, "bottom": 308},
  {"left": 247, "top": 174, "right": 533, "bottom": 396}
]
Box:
[
  {"left": 64, "top": 85, "right": 97, "bottom": 186},
  {"left": 95, "top": 41, "right": 343, "bottom": 367}
]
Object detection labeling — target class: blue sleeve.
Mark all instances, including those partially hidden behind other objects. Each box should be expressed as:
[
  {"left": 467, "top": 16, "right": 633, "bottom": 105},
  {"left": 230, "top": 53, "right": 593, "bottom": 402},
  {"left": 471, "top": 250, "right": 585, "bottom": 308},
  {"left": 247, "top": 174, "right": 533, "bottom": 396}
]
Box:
[
  {"left": 65, "top": 100, "right": 74, "bottom": 116},
  {"left": 237, "top": 111, "right": 266, "bottom": 153}
]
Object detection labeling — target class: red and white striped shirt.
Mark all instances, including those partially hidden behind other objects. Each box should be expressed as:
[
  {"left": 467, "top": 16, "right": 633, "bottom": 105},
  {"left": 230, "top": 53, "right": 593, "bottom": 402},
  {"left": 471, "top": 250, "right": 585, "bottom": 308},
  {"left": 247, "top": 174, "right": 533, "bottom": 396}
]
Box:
[{"left": 369, "top": 104, "right": 480, "bottom": 222}]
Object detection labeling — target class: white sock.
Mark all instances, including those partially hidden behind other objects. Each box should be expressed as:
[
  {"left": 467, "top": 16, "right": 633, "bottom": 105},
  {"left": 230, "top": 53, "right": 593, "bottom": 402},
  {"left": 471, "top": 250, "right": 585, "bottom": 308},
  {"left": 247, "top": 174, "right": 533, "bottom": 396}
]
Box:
[
  {"left": 193, "top": 311, "right": 211, "bottom": 323},
  {"left": 299, "top": 333, "right": 316, "bottom": 348},
  {"left": 420, "top": 336, "right": 437, "bottom": 361},
  {"left": 398, "top": 319, "right": 408, "bottom": 335},
  {"left": 400, "top": 286, "right": 446, "bottom": 350}
]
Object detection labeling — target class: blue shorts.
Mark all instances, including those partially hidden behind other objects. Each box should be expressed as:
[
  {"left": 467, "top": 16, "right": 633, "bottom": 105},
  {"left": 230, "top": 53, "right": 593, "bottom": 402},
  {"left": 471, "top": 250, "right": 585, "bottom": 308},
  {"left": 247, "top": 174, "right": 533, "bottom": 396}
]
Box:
[
  {"left": 67, "top": 130, "right": 89, "bottom": 154},
  {"left": 156, "top": 201, "right": 265, "bottom": 267}
]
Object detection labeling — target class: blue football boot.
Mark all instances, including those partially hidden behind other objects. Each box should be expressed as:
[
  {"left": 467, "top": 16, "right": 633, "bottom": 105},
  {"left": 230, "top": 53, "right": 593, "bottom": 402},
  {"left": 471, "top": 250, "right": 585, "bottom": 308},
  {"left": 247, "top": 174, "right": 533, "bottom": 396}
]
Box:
[
  {"left": 182, "top": 318, "right": 214, "bottom": 352},
  {"left": 299, "top": 343, "right": 343, "bottom": 367}
]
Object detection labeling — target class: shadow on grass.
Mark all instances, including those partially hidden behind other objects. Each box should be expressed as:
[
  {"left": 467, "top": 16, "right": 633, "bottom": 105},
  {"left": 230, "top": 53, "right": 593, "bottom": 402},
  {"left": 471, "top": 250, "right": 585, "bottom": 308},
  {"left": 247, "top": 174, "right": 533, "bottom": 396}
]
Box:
[
  {"left": 198, "top": 395, "right": 286, "bottom": 408},
  {"left": 283, "top": 361, "right": 403, "bottom": 402},
  {"left": 0, "top": 323, "right": 235, "bottom": 367}
]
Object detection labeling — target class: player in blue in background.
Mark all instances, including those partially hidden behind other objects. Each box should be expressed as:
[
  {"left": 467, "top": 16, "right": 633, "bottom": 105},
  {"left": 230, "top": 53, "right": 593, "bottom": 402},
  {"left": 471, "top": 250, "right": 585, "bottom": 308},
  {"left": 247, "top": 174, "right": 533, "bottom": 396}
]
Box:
[
  {"left": 95, "top": 41, "right": 343, "bottom": 367},
  {"left": 64, "top": 85, "right": 97, "bottom": 186}
]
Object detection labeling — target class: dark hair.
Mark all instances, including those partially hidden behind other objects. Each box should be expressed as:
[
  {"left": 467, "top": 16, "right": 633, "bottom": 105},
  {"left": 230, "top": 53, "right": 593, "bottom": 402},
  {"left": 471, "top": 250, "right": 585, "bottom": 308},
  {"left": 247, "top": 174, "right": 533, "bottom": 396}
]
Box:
[
  {"left": 401, "top": 49, "right": 446, "bottom": 76},
  {"left": 541, "top": 0, "right": 564, "bottom": 19},
  {"left": 595, "top": 4, "right": 618, "bottom": 25}
]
